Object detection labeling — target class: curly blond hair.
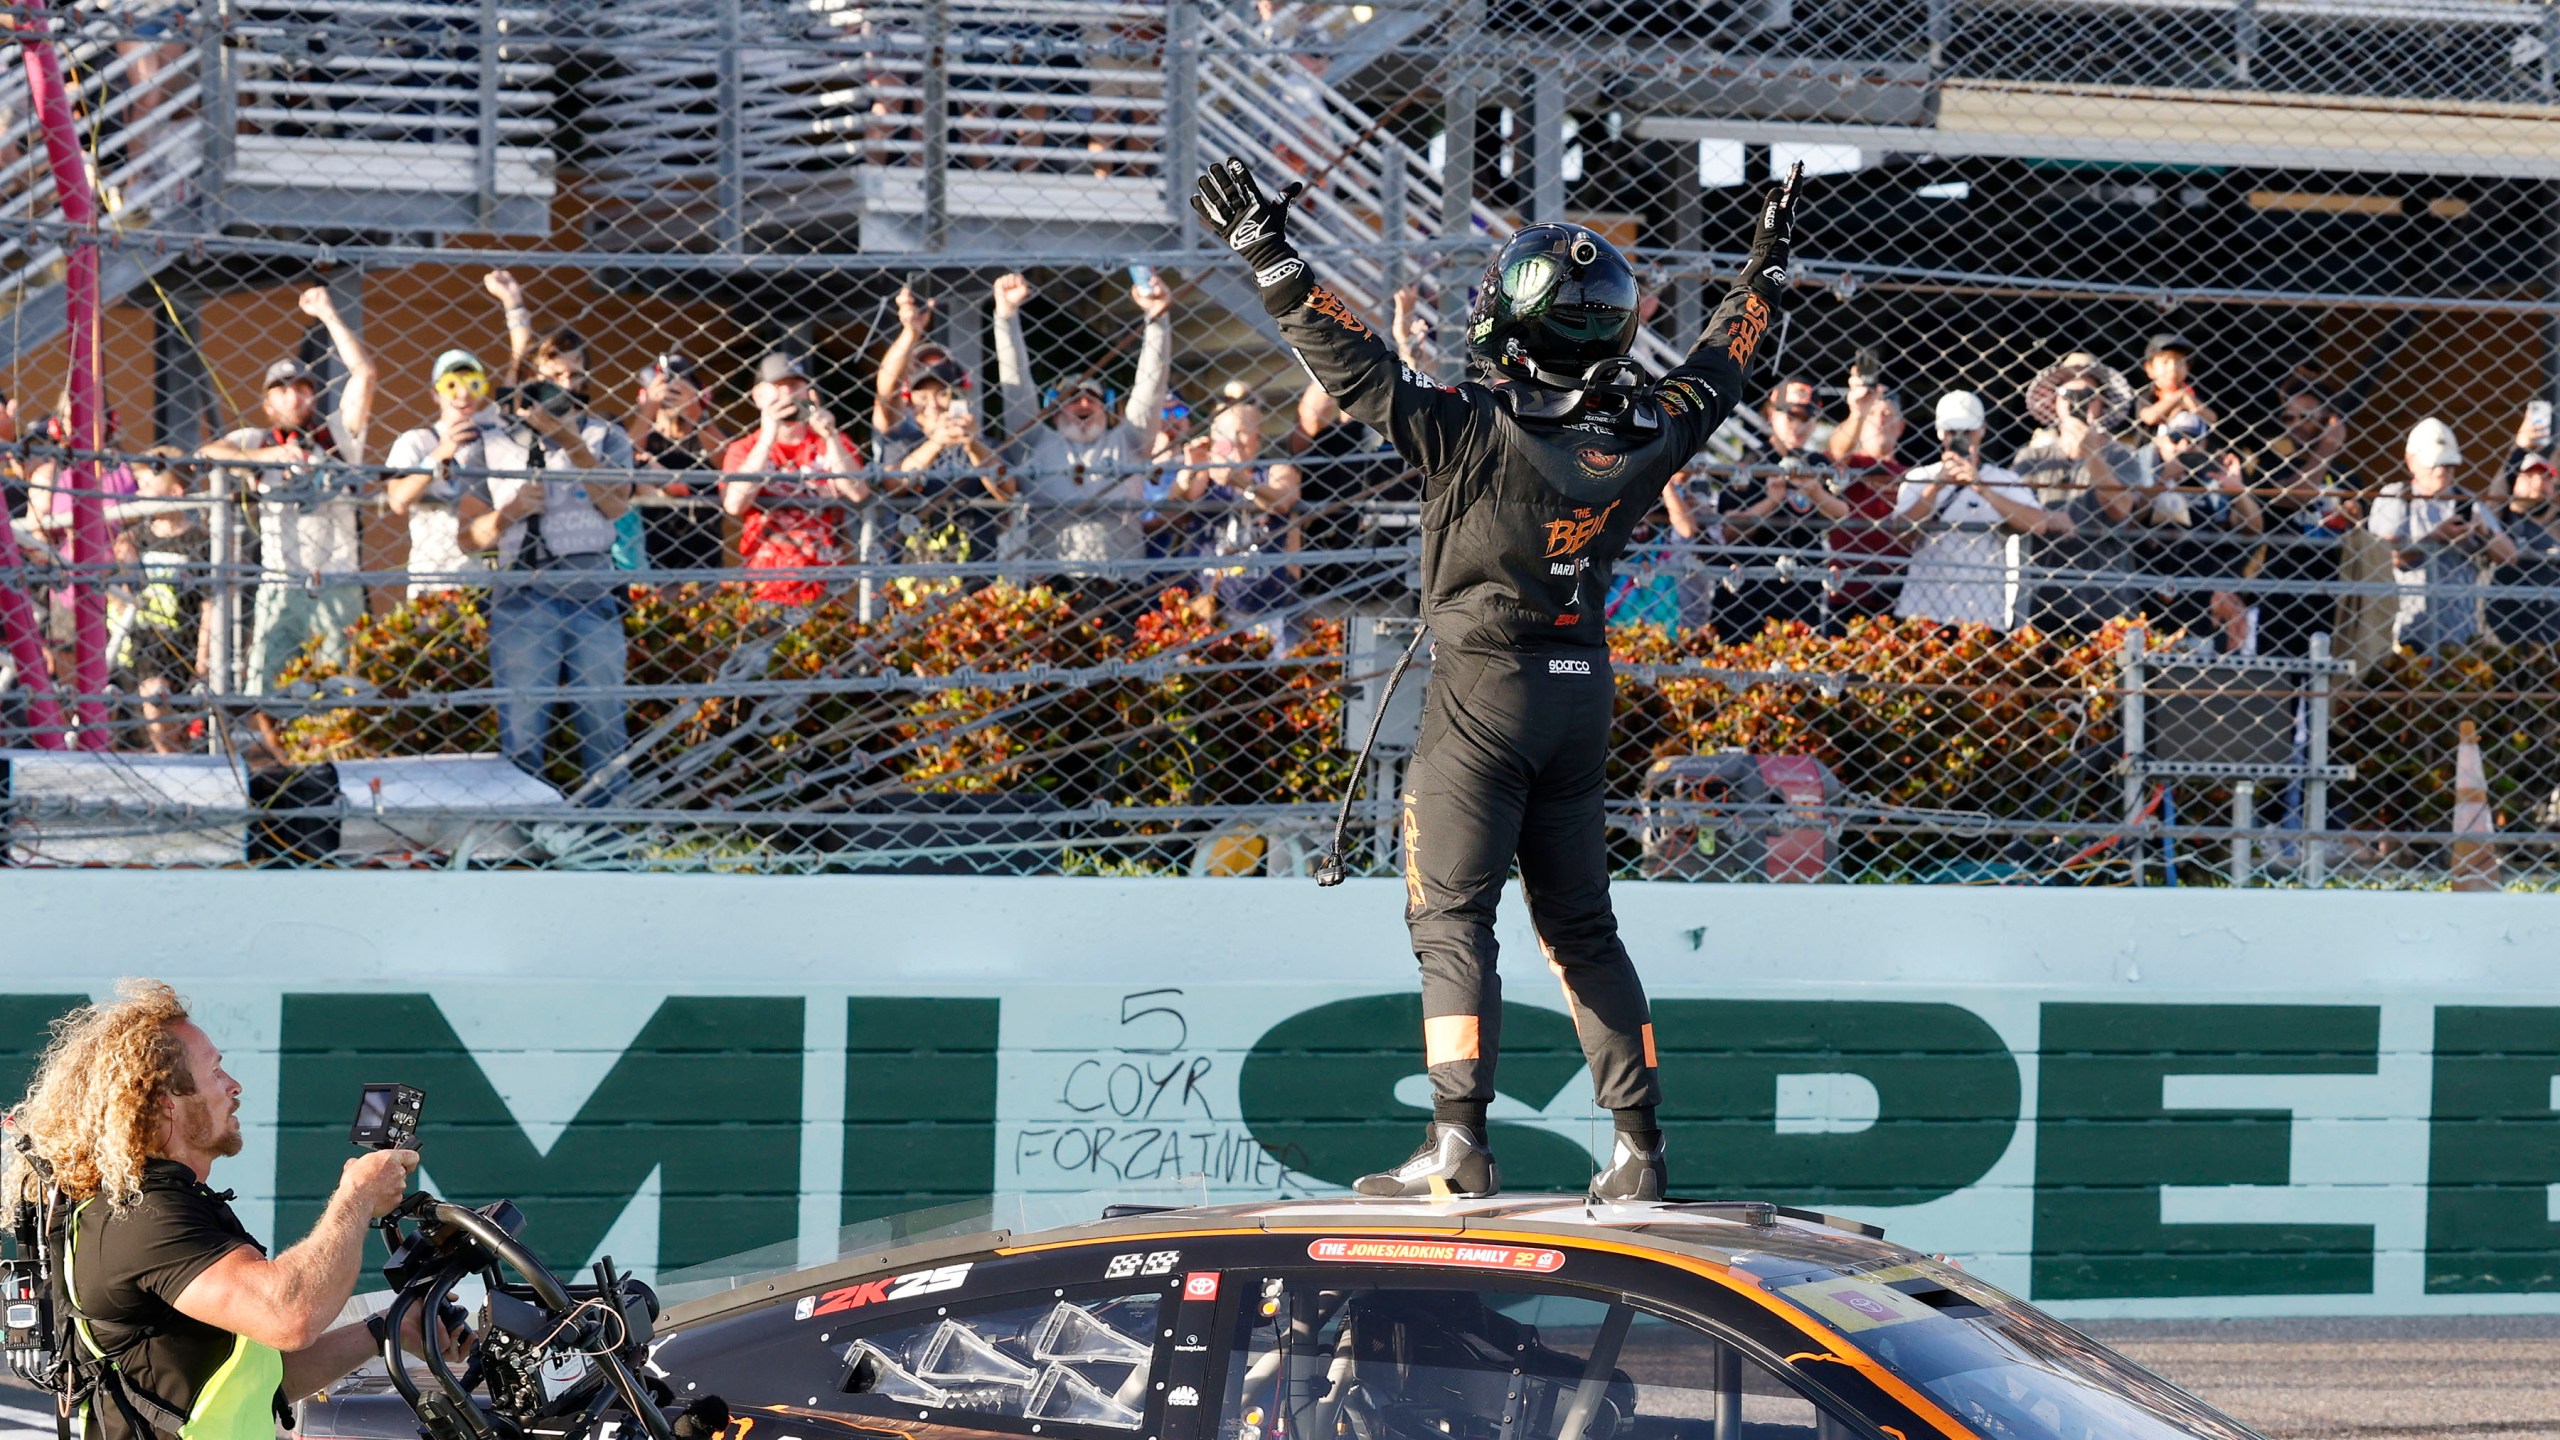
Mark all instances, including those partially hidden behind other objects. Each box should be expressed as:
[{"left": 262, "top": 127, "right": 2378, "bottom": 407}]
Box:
[{"left": 7, "top": 980, "right": 198, "bottom": 1211}]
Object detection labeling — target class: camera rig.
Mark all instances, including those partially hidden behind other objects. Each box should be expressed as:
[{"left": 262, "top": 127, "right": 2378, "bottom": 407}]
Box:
[{"left": 372, "top": 1190, "right": 688, "bottom": 1440}]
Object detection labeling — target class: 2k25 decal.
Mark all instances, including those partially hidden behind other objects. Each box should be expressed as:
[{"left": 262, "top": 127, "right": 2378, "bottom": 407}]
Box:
[{"left": 796, "top": 1262, "right": 973, "bottom": 1320}]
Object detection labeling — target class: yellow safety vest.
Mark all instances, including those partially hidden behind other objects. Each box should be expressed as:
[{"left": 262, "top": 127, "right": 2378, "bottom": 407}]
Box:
[{"left": 63, "top": 1200, "right": 283, "bottom": 1440}]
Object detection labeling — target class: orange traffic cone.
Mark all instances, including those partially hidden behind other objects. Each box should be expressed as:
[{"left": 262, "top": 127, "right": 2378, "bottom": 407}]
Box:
[{"left": 2451, "top": 720, "right": 2500, "bottom": 893}]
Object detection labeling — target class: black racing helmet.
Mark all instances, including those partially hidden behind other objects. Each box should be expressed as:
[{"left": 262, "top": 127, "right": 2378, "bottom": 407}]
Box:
[{"left": 1467, "top": 223, "right": 1640, "bottom": 389}]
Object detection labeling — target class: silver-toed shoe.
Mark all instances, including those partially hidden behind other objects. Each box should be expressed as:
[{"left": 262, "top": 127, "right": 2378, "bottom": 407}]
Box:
[
  {"left": 1588, "top": 1133, "right": 1668, "bottom": 1203},
  {"left": 1353, "top": 1123, "right": 1501, "bottom": 1198}
]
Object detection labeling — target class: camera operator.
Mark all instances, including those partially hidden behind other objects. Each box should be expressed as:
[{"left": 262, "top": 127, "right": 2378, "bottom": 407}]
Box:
[
  {"left": 2370, "top": 418, "right": 2514, "bottom": 653},
  {"left": 1892, "top": 391, "right": 2064, "bottom": 630},
  {"left": 2134, "top": 413, "right": 2264, "bottom": 652},
  {"left": 1719, "top": 378, "right": 1839, "bottom": 638},
  {"left": 2487, "top": 451, "right": 2560, "bottom": 645},
  {"left": 719, "top": 354, "right": 868, "bottom": 606},
  {"left": 2014, "top": 353, "right": 2143, "bottom": 638},
  {"left": 5, "top": 981, "right": 459, "bottom": 1440},
  {"left": 453, "top": 371, "right": 633, "bottom": 796}
]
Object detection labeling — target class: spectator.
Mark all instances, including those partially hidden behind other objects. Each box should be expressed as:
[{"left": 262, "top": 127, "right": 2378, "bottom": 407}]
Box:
[
  {"left": 1824, "top": 380, "right": 1912, "bottom": 631},
  {"left": 1182, "top": 401, "right": 1302, "bottom": 647},
  {"left": 2250, "top": 380, "right": 2356, "bottom": 657},
  {"left": 626, "top": 354, "right": 729, "bottom": 573},
  {"left": 872, "top": 284, "right": 946, "bottom": 438},
  {"left": 384, "top": 350, "right": 502, "bottom": 599},
  {"left": 2370, "top": 417, "right": 2514, "bottom": 653},
  {"left": 1718, "top": 377, "right": 1837, "bottom": 637},
  {"left": 109, "top": 447, "right": 205, "bottom": 754},
  {"left": 1892, "top": 391, "right": 2065, "bottom": 630},
  {"left": 1142, "top": 391, "right": 1204, "bottom": 560},
  {"left": 452, "top": 385, "right": 632, "bottom": 794},
  {"left": 2133, "top": 333, "right": 2217, "bottom": 431},
  {"left": 1607, "top": 502, "right": 1688, "bottom": 633},
  {"left": 991, "top": 270, "right": 1172, "bottom": 615},
  {"left": 875, "top": 351, "right": 1011, "bottom": 566},
  {"left": 1825, "top": 353, "right": 1893, "bottom": 465},
  {"left": 25, "top": 403, "right": 141, "bottom": 657},
  {"left": 2488, "top": 451, "right": 2560, "bottom": 645},
  {"left": 483, "top": 273, "right": 640, "bottom": 576},
  {"left": 195, "top": 286, "right": 375, "bottom": 696},
  {"left": 2014, "top": 354, "right": 2146, "bottom": 637},
  {"left": 1391, "top": 282, "right": 1440, "bottom": 376},
  {"left": 1281, "top": 375, "right": 1415, "bottom": 610},
  {"left": 1658, "top": 468, "right": 1723, "bottom": 637},
  {"left": 2139, "top": 421, "right": 2265, "bottom": 653},
  {"left": 719, "top": 353, "right": 868, "bottom": 605}
]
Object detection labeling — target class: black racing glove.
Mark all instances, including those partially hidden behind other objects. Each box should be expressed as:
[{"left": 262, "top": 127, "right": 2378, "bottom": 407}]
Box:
[
  {"left": 1700, "top": 163, "right": 1805, "bottom": 373},
  {"left": 1192, "top": 156, "right": 1310, "bottom": 309},
  {"left": 1741, "top": 162, "right": 1802, "bottom": 309}
]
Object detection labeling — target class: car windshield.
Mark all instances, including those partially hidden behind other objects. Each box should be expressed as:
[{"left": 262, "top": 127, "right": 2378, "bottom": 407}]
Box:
[{"left": 1732, "top": 1252, "right": 2261, "bottom": 1440}]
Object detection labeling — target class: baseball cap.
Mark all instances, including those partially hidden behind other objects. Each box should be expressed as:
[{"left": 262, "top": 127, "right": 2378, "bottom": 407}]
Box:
[
  {"left": 756, "top": 352, "right": 811, "bottom": 384},
  {"left": 2408, "top": 417, "right": 2462, "bottom": 468},
  {"left": 263, "top": 358, "right": 317, "bottom": 390},
  {"left": 430, "top": 348, "right": 488, "bottom": 382},
  {"left": 908, "top": 354, "right": 970, "bottom": 392},
  {"left": 1935, "top": 390, "right": 1986, "bottom": 432},
  {"left": 2161, "top": 410, "right": 2211, "bottom": 443},
  {"left": 2145, "top": 333, "right": 2194, "bottom": 361},
  {"left": 2521, "top": 451, "right": 2555, "bottom": 476}
]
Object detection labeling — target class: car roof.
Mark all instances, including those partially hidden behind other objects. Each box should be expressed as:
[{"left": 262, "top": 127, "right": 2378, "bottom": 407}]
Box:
[{"left": 663, "top": 1194, "right": 1904, "bottom": 1329}]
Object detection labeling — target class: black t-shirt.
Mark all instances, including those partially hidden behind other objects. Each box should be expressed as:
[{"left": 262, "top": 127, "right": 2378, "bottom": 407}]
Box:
[
  {"left": 66, "top": 1160, "right": 269, "bottom": 1440},
  {"left": 635, "top": 426, "right": 726, "bottom": 572}
]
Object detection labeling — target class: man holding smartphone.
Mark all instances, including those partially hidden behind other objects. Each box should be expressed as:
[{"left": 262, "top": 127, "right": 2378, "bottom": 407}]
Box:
[
  {"left": 1893, "top": 390, "right": 2063, "bottom": 629},
  {"left": 720, "top": 353, "right": 868, "bottom": 605}
]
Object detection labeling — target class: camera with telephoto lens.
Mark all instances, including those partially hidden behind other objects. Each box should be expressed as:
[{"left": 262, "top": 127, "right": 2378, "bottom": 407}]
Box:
[
  {"left": 507, "top": 382, "right": 579, "bottom": 420},
  {"left": 351, "top": 1083, "right": 425, "bottom": 1151}
]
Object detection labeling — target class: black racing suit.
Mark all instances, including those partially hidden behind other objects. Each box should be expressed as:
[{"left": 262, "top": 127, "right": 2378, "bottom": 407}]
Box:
[{"left": 1266, "top": 272, "right": 1775, "bottom": 1121}]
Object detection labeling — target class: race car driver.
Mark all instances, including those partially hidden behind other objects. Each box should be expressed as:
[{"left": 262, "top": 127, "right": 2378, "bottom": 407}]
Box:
[{"left": 1191, "top": 157, "right": 1801, "bottom": 1203}]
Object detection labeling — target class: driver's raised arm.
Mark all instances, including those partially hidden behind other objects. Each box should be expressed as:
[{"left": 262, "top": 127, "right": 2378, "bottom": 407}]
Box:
[
  {"left": 1192, "top": 158, "right": 1477, "bottom": 491},
  {"left": 172, "top": 1148, "right": 418, "bottom": 1394},
  {"left": 1656, "top": 175, "right": 1799, "bottom": 459}
]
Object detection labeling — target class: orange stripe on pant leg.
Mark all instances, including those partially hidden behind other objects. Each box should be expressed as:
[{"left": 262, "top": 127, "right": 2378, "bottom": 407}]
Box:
[
  {"left": 1424, "top": 1014, "right": 1481, "bottom": 1065},
  {"left": 1642, "top": 1022, "right": 1657, "bottom": 1068}
]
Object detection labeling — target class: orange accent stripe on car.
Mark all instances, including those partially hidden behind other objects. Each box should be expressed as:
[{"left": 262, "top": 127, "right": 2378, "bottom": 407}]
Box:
[
  {"left": 1424, "top": 1014, "right": 1481, "bottom": 1064},
  {"left": 992, "top": 1226, "right": 1974, "bottom": 1440}
]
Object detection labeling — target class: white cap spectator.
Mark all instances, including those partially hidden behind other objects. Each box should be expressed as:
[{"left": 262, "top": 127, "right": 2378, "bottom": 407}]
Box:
[
  {"left": 1935, "top": 391, "right": 1986, "bottom": 432},
  {"left": 2409, "top": 417, "right": 2461, "bottom": 468}
]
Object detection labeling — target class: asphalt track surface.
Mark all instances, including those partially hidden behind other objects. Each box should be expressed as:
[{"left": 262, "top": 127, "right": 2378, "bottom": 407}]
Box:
[
  {"left": 2088, "top": 1317, "right": 2560, "bottom": 1438},
  {"left": 0, "top": 1319, "right": 2553, "bottom": 1438}
]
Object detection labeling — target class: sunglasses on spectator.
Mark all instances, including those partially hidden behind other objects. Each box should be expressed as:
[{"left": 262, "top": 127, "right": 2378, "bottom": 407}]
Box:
[
  {"left": 1778, "top": 404, "right": 1817, "bottom": 420},
  {"left": 436, "top": 369, "right": 491, "bottom": 401},
  {"left": 1163, "top": 404, "right": 1191, "bottom": 421}
]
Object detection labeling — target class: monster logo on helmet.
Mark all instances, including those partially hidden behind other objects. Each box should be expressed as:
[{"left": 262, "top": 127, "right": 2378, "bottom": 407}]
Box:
[{"left": 1467, "top": 222, "right": 1640, "bottom": 392}]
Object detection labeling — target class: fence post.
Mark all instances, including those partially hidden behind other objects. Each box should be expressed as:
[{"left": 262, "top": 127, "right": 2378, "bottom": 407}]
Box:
[
  {"left": 2229, "top": 779, "right": 2254, "bottom": 887},
  {"left": 922, "top": 0, "right": 949, "bottom": 252},
  {"left": 1437, "top": 2, "right": 1480, "bottom": 350},
  {"left": 2232, "top": 0, "right": 2259, "bottom": 86},
  {"left": 1162, "top": 0, "right": 1197, "bottom": 230},
  {"left": 199, "top": 0, "right": 233, "bottom": 222},
  {"left": 2120, "top": 627, "right": 2147, "bottom": 886},
  {"left": 206, "top": 466, "right": 239, "bottom": 745},
  {"left": 476, "top": 0, "right": 500, "bottom": 231},
  {"left": 2306, "top": 631, "right": 2332, "bottom": 886},
  {"left": 1529, "top": 63, "right": 1565, "bottom": 225},
  {"left": 717, "top": 0, "right": 742, "bottom": 251}
]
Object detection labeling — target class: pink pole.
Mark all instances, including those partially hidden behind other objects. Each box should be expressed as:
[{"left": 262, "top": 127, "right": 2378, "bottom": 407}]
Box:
[
  {"left": 22, "top": 8, "right": 108, "bottom": 750},
  {"left": 0, "top": 545, "right": 64, "bottom": 747}
]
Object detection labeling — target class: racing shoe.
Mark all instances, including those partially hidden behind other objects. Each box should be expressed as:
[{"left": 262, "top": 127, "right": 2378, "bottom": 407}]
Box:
[
  {"left": 1588, "top": 1133, "right": 1669, "bottom": 1204},
  {"left": 1354, "top": 1123, "right": 1501, "bottom": 1199}
]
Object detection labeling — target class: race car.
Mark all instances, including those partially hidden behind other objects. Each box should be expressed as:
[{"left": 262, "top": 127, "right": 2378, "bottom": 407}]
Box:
[{"left": 307, "top": 1192, "right": 2263, "bottom": 1440}]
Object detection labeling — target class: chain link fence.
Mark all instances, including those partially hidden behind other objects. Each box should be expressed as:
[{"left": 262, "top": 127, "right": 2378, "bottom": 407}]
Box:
[{"left": 3, "top": 0, "right": 2559, "bottom": 884}]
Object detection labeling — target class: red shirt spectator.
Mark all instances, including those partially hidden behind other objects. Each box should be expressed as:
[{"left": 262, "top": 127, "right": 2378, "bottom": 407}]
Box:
[{"left": 720, "top": 352, "right": 867, "bottom": 604}]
